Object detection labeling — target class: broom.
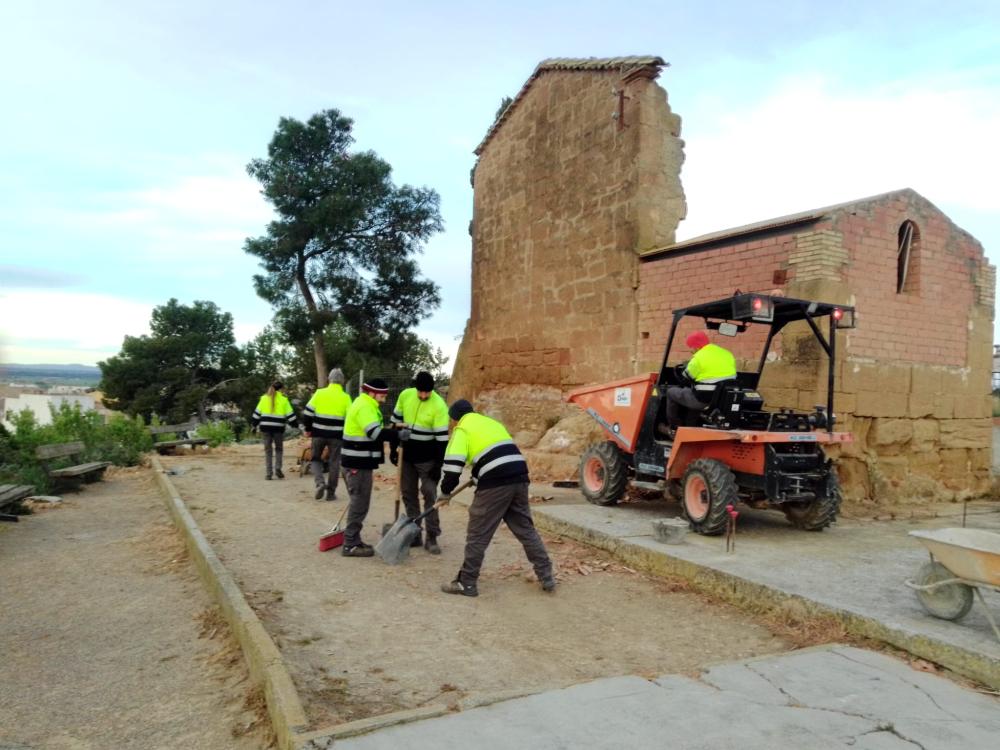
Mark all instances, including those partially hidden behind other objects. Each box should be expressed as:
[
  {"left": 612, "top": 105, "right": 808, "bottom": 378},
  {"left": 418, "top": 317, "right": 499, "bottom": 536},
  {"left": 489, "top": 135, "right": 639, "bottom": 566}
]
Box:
[
  {"left": 317, "top": 470, "right": 351, "bottom": 551},
  {"left": 375, "top": 480, "right": 472, "bottom": 565}
]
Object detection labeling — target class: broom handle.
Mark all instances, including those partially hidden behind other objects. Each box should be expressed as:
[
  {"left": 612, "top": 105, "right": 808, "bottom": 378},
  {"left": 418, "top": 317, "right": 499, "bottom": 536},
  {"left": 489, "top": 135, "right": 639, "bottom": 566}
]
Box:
[{"left": 394, "top": 442, "right": 404, "bottom": 519}]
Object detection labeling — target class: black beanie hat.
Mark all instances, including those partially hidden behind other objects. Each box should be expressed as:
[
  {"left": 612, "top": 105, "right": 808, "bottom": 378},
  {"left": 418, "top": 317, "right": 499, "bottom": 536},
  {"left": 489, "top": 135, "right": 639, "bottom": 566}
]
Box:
[
  {"left": 448, "top": 399, "right": 474, "bottom": 421},
  {"left": 363, "top": 378, "right": 389, "bottom": 394},
  {"left": 414, "top": 371, "right": 435, "bottom": 391}
]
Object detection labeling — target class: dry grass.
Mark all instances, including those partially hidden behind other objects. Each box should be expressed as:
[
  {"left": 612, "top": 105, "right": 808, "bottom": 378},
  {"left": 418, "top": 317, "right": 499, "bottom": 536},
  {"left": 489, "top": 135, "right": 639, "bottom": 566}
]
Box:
[{"left": 137, "top": 522, "right": 191, "bottom": 575}]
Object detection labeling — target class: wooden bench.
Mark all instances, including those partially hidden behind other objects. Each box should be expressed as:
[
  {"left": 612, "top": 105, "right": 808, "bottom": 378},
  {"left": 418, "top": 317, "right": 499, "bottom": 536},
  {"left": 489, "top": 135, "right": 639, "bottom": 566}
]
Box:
[
  {"left": 147, "top": 421, "right": 209, "bottom": 454},
  {"left": 36, "top": 442, "right": 111, "bottom": 490},
  {"left": 0, "top": 483, "right": 35, "bottom": 522}
]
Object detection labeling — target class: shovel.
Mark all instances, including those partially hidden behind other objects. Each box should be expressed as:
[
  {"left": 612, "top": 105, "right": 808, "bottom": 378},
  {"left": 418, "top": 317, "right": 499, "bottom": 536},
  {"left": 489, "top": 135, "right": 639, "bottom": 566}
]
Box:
[
  {"left": 382, "top": 444, "right": 404, "bottom": 536},
  {"left": 375, "top": 480, "right": 472, "bottom": 565}
]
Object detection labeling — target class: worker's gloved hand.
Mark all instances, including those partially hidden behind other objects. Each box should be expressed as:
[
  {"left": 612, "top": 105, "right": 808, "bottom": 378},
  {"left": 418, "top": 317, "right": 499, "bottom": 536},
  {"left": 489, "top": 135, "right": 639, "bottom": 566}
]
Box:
[
  {"left": 398, "top": 427, "right": 411, "bottom": 443},
  {"left": 439, "top": 474, "right": 458, "bottom": 497},
  {"left": 389, "top": 446, "right": 399, "bottom": 466}
]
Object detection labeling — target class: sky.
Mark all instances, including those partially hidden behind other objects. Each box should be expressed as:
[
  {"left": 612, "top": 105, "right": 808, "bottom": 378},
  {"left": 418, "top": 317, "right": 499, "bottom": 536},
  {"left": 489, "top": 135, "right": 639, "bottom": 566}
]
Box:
[{"left": 1, "top": 1, "right": 998, "bottom": 372}]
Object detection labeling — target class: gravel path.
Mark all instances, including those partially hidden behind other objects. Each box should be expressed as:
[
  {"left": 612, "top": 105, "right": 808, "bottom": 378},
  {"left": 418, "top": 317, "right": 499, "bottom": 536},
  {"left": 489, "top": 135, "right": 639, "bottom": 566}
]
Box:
[{"left": 0, "top": 467, "right": 267, "bottom": 749}]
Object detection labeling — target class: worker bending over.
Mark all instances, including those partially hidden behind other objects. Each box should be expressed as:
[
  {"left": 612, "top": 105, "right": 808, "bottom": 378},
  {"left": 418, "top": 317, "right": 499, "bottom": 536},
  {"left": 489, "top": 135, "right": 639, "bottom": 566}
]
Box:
[
  {"left": 665, "top": 330, "right": 737, "bottom": 437},
  {"left": 390, "top": 371, "right": 450, "bottom": 554},
  {"left": 438, "top": 400, "right": 555, "bottom": 597}
]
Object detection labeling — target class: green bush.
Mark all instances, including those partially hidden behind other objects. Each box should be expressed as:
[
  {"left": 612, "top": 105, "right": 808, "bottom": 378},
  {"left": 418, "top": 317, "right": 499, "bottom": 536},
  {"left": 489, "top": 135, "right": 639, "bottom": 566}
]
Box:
[
  {"left": 195, "top": 421, "right": 236, "bottom": 447},
  {"left": 1, "top": 403, "right": 154, "bottom": 493}
]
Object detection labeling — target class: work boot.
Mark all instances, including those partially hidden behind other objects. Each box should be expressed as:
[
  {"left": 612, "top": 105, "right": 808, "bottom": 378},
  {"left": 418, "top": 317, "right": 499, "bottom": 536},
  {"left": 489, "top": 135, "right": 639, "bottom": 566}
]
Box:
[
  {"left": 441, "top": 579, "right": 478, "bottom": 597},
  {"left": 275, "top": 469, "right": 284, "bottom": 479},
  {"left": 424, "top": 535, "right": 441, "bottom": 555},
  {"left": 315, "top": 486, "right": 326, "bottom": 500},
  {"left": 540, "top": 575, "right": 557, "bottom": 593},
  {"left": 342, "top": 542, "right": 374, "bottom": 558},
  {"left": 410, "top": 530, "right": 423, "bottom": 548},
  {"left": 325, "top": 488, "right": 337, "bottom": 502},
  {"left": 265, "top": 474, "right": 272, "bottom": 481}
]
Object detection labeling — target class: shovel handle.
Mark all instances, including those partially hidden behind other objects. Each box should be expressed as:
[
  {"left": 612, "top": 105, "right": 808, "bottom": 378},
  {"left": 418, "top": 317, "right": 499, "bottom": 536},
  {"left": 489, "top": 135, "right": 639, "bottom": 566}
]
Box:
[{"left": 409, "top": 479, "right": 472, "bottom": 523}]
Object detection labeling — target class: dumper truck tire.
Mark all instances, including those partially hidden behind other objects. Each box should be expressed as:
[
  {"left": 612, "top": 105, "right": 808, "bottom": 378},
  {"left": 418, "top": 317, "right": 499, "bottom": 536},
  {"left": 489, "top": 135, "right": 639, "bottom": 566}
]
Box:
[
  {"left": 579, "top": 441, "right": 628, "bottom": 506},
  {"left": 681, "top": 458, "right": 735, "bottom": 535},
  {"left": 782, "top": 472, "right": 842, "bottom": 531}
]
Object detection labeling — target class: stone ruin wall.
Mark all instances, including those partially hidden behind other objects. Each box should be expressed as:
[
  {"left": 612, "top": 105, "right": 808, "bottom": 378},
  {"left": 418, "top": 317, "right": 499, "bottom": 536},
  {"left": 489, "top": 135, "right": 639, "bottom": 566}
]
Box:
[
  {"left": 449, "top": 64, "right": 687, "bottom": 452},
  {"left": 638, "top": 191, "right": 995, "bottom": 504}
]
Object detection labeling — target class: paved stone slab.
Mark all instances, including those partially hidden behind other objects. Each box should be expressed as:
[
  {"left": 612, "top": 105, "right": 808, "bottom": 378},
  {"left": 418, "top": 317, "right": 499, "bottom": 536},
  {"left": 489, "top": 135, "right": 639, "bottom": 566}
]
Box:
[
  {"left": 334, "top": 647, "right": 1000, "bottom": 749},
  {"left": 533, "top": 500, "right": 1000, "bottom": 680}
]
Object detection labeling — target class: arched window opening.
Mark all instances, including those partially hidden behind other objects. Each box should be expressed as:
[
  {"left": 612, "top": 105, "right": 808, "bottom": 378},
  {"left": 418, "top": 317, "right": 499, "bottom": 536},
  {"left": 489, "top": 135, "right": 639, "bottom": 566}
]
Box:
[{"left": 897, "top": 220, "right": 920, "bottom": 294}]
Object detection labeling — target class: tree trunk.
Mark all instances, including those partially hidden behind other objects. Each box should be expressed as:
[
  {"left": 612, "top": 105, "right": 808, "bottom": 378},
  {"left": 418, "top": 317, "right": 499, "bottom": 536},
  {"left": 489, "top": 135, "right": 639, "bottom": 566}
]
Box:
[{"left": 295, "top": 265, "right": 328, "bottom": 387}]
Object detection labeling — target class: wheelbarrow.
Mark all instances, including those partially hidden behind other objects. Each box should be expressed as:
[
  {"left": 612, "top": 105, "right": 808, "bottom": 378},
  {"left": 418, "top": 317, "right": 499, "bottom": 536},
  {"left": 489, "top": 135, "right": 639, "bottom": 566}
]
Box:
[{"left": 905, "top": 528, "right": 1000, "bottom": 643}]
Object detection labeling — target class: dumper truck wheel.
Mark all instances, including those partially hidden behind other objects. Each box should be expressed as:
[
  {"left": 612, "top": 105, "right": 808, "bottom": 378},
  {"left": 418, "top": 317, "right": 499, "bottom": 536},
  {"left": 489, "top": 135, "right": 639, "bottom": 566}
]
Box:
[
  {"left": 681, "top": 458, "right": 735, "bottom": 535},
  {"left": 782, "top": 472, "right": 842, "bottom": 531},
  {"left": 579, "top": 441, "right": 628, "bottom": 506},
  {"left": 914, "top": 561, "right": 974, "bottom": 621}
]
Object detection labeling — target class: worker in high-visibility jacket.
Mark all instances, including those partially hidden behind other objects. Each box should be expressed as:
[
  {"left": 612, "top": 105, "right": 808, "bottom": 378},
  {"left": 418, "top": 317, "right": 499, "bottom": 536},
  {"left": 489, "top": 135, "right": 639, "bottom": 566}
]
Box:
[
  {"left": 340, "top": 378, "right": 397, "bottom": 557},
  {"left": 302, "top": 368, "right": 353, "bottom": 501},
  {"left": 665, "top": 330, "right": 737, "bottom": 437},
  {"left": 438, "top": 400, "right": 554, "bottom": 597},
  {"left": 250, "top": 381, "right": 298, "bottom": 480},
  {"left": 390, "top": 371, "right": 450, "bottom": 554}
]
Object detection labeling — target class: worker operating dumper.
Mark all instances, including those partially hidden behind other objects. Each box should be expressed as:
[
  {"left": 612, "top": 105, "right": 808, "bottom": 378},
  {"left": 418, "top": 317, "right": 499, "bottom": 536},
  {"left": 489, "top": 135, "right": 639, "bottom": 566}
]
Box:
[
  {"left": 664, "top": 330, "right": 737, "bottom": 438},
  {"left": 390, "top": 371, "right": 450, "bottom": 554},
  {"left": 438, "top": 400, "right": 555, "bottom": 597}
]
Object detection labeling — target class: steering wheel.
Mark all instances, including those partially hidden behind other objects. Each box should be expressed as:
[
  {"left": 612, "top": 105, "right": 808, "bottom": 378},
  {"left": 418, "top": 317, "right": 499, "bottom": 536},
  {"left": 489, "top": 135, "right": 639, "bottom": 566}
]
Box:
[{"left": 673, "top": 362, "right": 690, "bottom": 384}]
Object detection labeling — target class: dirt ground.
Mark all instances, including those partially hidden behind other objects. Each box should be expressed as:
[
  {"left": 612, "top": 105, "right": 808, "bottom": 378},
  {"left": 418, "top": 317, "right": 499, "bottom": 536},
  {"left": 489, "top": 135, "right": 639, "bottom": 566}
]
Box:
[
  {"left": 162, "top": 443, "right": 794, "bottom": 730},
  {"left": 0, "top": 468, "right": 267, "bottom": 749}
]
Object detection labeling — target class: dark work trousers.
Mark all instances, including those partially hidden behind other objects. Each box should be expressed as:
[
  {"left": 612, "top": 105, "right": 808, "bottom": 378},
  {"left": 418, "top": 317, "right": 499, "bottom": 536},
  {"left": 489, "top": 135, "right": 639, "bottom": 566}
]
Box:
[
  {"left": 311, "top": 437, "right": 343, "bottom": 493},
  {"left": 665, "top": 386, "right": 707, "bottom": 428},
  {"left": 343, "top": 468, "right": 374, "bottom": 547},
  {"left": 262, "top": 432, "right": 283, "bottom": 477},
  {"left": 458, "top": 483, "right": 553, "bottom": 586},
  {"left": 401, "top": 459, "right": 441, "bottom": 538}
]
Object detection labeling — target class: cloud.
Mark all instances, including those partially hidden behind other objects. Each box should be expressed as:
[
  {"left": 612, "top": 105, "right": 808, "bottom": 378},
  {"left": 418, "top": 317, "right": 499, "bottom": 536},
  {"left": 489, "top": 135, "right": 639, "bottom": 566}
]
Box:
[
  {"left": 0, "top": 265, "right": 84, "bottom": 289},
  {"left": 678, "top": 70, "right": 1000, "bottom": 240},
  {"left": 0, "top": 291, "right": 153, "bottom": 365}
]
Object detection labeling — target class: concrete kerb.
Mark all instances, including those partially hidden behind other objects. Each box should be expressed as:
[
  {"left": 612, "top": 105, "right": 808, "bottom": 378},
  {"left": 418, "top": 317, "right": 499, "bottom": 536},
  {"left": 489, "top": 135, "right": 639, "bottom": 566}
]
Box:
[
  {"left": 151, "top": 456, "right": 309, "bottom": 750},
  {"left": 530, "top": 507, "right": 1000, "bottom": 691}
]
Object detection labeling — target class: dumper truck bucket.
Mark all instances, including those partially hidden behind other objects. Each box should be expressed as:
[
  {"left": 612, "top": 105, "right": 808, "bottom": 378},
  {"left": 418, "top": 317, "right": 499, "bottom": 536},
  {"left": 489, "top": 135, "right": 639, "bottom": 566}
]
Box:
[{"left": 566, "top": 373, "right": 657, "bottom": 454}]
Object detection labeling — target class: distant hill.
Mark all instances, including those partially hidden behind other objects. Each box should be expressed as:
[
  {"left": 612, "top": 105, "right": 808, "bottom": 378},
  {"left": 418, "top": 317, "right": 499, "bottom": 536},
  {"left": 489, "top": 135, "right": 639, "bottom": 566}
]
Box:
[{"left": 0, "top": 363, "right": 102, "bottom": 386}]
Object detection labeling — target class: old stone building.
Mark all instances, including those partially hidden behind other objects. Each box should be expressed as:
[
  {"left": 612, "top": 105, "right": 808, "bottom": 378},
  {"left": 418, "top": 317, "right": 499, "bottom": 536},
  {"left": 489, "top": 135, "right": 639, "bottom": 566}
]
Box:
[{"left": 450, "top": 56, "right": 995, "bottom": 502}]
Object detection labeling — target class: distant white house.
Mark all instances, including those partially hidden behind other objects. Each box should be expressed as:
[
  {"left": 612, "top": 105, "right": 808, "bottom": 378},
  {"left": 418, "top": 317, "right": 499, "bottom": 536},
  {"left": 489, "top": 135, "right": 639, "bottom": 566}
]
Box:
[{"left": 1, "top": 393, "right": 97, "bottom": 431}]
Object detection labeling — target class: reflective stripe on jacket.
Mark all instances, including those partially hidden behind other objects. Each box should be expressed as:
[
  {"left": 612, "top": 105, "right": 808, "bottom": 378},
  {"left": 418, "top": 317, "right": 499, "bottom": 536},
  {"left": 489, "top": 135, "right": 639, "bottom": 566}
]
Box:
[
  {"left": 442, "top": 412, "right": 528, "bottom": 490},
  {"left": 302, "top": 383, "right": 352, "bottom": 439},
  {"left": 390, "top": 387, "right": 449, "bottom": 464},
  {"left": 251, "top": 392, "right": 298, "bottom": 433},
  {"left": 341, "top": 393, "right": 386, "bottom": 470},
  {"left": 685, "top": 343, "right": 737, "bottom": 392}
]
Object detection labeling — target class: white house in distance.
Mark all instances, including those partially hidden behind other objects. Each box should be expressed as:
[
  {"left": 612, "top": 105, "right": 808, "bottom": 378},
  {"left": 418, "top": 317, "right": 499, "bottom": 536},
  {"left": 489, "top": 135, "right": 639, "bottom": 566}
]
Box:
[{"left": 1, "top": 393, "right": 98, "bottom": 431}]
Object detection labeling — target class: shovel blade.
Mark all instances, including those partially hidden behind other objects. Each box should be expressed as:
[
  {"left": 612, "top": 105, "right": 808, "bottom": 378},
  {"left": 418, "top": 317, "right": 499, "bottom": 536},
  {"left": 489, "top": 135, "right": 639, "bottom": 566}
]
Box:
[{"left": 375, "top": 520, "right": 421, "bottom": 565}]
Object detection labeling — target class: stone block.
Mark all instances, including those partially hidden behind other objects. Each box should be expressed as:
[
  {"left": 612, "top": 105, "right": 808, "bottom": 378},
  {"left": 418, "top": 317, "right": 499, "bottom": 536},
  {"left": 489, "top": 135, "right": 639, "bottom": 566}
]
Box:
[
  {"left": 855, "top": 391, "right": 907, "bottom": 418},
  {"left": 940, "top": 449, "right": 972, "bottom": 489},
  {"left": 932, "top": 393, "right": 955, "bottom": 419},
  {"left": 871, "top": 419, "right": 913, "bottom": 446},
  {"left": 907, "top": 393, "right": 934, "bottom": 418},
  {"left": 954, "top": 395, "right": 989, "bottom": 419},
  {"left": 970, "top": 448, "right": 992, "bottom": 472},
  {"left": 911, "top": 419, "right": 939, "bottom": 451},
  {"left": 939, "top": 419, "right": 991, "bottom": 449},
  {"left": 760, "top": 387, "right": 798, "bottom": 410},
  {"left": 910, "top": 366, "right": 942, "bottom": 395}
]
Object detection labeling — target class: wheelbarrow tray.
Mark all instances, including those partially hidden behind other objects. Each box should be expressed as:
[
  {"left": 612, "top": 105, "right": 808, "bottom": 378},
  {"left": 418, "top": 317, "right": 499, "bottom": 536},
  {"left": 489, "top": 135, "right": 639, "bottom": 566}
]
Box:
[{"left": 908, "top": 528, "right": 1000, "bottom": 587}]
